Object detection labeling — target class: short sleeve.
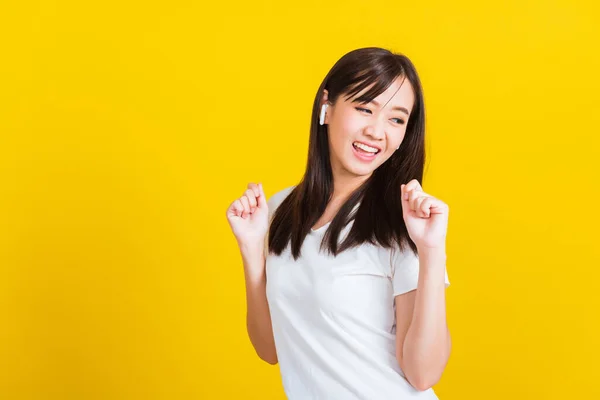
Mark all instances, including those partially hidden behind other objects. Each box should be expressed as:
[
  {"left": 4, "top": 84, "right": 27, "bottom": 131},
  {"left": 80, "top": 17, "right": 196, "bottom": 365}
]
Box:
[
  {"left": 264, "top": 185, "right": 296, "bottom": 258},
  {"left": 264, "top": 228, "right": 269, "bottom": 259},
  {"left": 264, "top": 196, "right": 276, "bottom": 258},
  {"left": 391, "top": 247, "right": 450, "bottom": 297}
]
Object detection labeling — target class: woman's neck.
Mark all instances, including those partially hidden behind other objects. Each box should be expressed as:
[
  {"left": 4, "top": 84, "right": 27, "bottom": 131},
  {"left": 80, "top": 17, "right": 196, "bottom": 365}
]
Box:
[{"left": 330, "top": 171, "right": 371, "bottom": 203}]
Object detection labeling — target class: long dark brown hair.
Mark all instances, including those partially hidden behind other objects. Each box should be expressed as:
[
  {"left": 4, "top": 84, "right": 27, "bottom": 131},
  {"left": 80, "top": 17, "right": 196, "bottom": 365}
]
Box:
[{"left": 268, "top": 47, "right": 427, "bottom": 260}]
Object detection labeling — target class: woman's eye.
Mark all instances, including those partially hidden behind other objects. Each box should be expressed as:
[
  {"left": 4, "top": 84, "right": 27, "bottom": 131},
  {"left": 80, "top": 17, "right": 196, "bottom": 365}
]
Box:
[{"left": 356, "top": 107, "right": 404, "bottom": 125}]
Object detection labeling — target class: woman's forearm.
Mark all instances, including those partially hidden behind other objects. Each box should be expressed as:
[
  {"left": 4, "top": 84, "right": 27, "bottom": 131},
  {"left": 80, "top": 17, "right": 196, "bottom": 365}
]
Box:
[
  {"left": 402, "top": 247, "right": 451, "bottom": 390},
  {"left": 240, "top": 244, "right": 278, "bottom": 365}
]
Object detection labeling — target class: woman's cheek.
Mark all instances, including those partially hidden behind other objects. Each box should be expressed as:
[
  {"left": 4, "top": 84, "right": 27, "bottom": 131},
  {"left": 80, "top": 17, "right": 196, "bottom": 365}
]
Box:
[{"left": 341, "top": 112, "right": 362, "bottom": 132}]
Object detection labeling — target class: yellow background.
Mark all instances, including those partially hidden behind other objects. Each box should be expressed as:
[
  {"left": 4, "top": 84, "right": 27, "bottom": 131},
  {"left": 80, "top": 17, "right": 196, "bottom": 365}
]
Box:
[{"left": 1, "top": 0, "right": 599, "bottom": 398}]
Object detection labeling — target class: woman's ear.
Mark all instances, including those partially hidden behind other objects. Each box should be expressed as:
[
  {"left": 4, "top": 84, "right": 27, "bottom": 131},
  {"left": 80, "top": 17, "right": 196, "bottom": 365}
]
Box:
[
  {"left": 321, "top": 89, "right": 329, "bottom": 106},
  {"left": 320, "top": 90, "right": 331, "bottom": 125}
]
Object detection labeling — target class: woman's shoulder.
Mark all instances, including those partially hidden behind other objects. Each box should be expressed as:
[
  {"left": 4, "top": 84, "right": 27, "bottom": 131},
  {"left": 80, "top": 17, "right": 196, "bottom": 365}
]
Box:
[{"left": 267, "top": 185, "right": 296, "bottom": 218}]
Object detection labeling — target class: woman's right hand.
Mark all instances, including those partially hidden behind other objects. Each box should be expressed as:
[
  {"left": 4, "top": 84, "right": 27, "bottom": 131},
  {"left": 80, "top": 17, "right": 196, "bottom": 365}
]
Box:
[{"left": 226, "top": 182, "right": 269, "bottom": 251}]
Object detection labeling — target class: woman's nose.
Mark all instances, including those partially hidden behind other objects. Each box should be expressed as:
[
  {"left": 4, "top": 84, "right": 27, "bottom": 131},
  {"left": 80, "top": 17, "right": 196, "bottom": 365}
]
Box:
[{"left": 364, "top": 121, "right": 385, "bottom": 139}]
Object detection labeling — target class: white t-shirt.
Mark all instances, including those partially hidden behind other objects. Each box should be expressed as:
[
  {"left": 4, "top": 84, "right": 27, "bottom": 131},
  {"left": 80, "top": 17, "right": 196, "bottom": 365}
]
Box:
[{"left": 265, "top": 186, "right": 451, "bottom": 399}]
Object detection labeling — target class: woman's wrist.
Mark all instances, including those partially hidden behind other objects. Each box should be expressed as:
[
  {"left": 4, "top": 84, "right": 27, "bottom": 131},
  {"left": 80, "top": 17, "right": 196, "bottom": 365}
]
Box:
[
  {"left": 239, "top": 239, "right": 267, "bottom": 282},
  {"left": 417, "top": 245, "right": 446, "bottom": 263},
  {"left": 238, "top": 238, "right": 265, "bottom": 256}
]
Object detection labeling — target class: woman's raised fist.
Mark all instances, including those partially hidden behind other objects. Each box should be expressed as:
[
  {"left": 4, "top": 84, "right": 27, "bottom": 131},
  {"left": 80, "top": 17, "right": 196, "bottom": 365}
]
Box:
[{"left": 226, "top": 182, "right": 269, "bottom": 249}]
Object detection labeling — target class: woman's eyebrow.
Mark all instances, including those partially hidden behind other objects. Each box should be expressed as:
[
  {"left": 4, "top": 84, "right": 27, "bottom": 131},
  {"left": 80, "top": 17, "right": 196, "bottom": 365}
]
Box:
[{"left": 370, "top": 99, "right": 409, "bottom": 115}]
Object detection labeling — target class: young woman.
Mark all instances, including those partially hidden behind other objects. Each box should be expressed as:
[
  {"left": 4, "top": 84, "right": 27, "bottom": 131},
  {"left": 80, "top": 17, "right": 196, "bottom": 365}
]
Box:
[{"left": 226, "top": 47, "right": 452, "bottom": 399}]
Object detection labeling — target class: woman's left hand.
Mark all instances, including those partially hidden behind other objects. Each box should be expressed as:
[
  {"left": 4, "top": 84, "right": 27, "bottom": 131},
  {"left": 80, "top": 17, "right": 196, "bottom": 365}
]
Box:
[{"left": 401, "top": 179, "right": 449, "bottom": 251}]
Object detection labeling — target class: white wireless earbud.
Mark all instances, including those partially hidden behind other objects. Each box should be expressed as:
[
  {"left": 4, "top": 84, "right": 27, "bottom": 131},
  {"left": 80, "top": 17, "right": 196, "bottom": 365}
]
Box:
[{"left": 319, "top": 104, "right": 329, "bottom": 125}]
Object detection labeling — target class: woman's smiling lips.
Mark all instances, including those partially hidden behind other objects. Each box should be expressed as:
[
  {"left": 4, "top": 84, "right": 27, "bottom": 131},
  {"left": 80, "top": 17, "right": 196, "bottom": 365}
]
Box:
[
  {"left": 353, "top": 140, "right": 382, "bottom": 152},
  {"left": 351, "top": 140, "right": 381, "bottom": 162}
]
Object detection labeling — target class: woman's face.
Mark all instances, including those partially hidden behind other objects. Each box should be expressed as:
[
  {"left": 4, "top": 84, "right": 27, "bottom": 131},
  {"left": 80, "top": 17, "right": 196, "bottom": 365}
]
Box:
[{"left": 322, "top": 76, "right": 415, "bottom": 178}]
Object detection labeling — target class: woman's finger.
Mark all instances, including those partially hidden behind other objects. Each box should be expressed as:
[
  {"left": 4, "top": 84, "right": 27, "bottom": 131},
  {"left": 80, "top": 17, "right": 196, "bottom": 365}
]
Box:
[
  {"left": 232, "top": 199, "right": 244, "bottom": 217},
  {"left": 407, "top": 189, "right": 423, "bottom": 210},
  {"left": 257, "top": 183, "right": 267, "bottom": 207},
  {"left": 240, "top": 195, "right": 250, "bottom": 218},
  {"left": 420, "top": 196, "right": 435, "bottom": 217},
  {"left": 415, "top": 195, "right": 428, "bottom": 216},
  {"left": 404, "top": 179, "right": 422, "bottom": 195},
  {"left": 247, "top": 182, "right": 260, "bottom": 198},
  {"left": 245, "top": 188, "right": 258, "bottom": 209}
]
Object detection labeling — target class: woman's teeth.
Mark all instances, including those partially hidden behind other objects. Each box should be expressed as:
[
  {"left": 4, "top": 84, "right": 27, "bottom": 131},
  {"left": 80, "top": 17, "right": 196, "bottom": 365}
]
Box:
[{"left": 353, "top": 142, "right": 379, "bottom": 154}]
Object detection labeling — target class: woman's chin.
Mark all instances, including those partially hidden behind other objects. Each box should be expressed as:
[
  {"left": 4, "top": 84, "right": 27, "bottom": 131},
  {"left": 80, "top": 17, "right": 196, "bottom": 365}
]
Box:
[{"left": 344, "top": 161, "right": 376, "bottom": 177}]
